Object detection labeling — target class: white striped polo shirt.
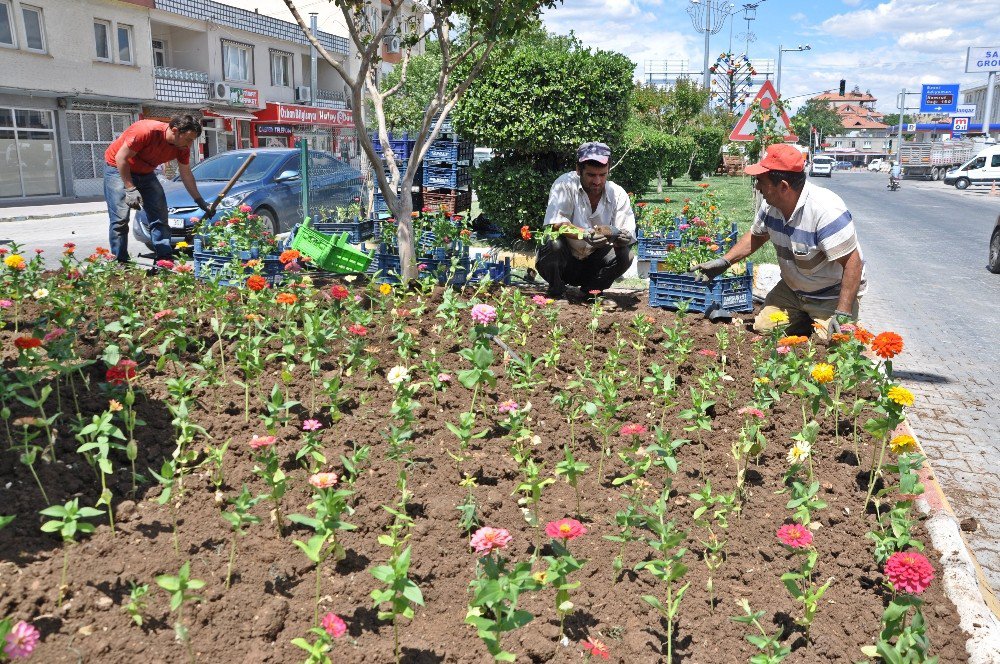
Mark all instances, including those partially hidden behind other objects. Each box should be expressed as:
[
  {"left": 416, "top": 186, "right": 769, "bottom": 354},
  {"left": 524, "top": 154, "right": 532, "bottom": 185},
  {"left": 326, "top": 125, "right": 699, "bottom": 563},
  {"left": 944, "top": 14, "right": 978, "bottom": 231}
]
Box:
[{"left": 750, "top": 181, "right": 867, "bottom": 299}]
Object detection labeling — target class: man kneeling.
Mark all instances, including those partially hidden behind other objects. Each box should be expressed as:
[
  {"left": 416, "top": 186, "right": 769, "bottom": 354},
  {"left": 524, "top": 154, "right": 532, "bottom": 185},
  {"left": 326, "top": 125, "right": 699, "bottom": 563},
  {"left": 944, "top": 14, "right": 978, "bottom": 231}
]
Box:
[{"left": 536, "top": 142, "right": 636, "bottom": 298}]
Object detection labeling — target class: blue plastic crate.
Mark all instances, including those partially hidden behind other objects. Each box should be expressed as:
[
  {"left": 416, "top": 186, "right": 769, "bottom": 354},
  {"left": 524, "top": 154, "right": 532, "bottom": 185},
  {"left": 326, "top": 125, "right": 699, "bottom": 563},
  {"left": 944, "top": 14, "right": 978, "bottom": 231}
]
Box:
[
  {"left": 310, "top": 218, "right": 375, "bottom": 243},
  {"left": 425, "top": 140, "right": 472, "bottom": 164},
  {"left": 648, "top": 261, "right": 754, "bottom": 313},
  {"left": 637, "top": 222, "right": 739, "bottom": 260},
  {"left": 469, "top": 254, "right": 512, "bottom": 284},
  {"left": 423, "top": 165, "right": 471, "bottom": 189},
  {"left": 372, "top": 189, "right": 422, "bottom": 215},
  {"left": 431, "top": 114, "right": 454, "bottom": 134},
  {"left": 192, "top": 237, "right": 285, "bottom": 288},
  {"left": 376, "top": 250, "right": 471, "bottom": 285},
  {"left": 371, "top": 133, "right": 413, "bottom": 160}
]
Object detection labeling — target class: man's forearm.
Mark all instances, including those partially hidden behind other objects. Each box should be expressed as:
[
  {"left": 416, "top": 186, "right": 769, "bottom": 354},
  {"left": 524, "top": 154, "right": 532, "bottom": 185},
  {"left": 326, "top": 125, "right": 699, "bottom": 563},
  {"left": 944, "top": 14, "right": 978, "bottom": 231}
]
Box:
[
  {"left": 836, "top": 250, "right": 863, "bottom": 312},
  {"left": 115, "top": 157, "right": 134, "bottom": 190}
]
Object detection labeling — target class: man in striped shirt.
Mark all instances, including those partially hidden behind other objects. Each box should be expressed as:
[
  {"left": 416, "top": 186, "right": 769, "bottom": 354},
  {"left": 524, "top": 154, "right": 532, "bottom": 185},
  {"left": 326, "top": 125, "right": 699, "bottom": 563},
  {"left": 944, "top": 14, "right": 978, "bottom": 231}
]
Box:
[{"left": 694, "top": 143, "right": 865, "bottom": 340}]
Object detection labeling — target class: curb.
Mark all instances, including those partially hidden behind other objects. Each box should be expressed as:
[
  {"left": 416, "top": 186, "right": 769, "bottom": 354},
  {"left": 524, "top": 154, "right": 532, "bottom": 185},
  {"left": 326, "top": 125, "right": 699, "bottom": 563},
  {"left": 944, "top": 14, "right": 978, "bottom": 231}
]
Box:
[
  {"left": 900, "top": 418, "right": 1000, "bottom": 662},
  {"left": 0, "top": 209, "right": 105, "bottom": 223}
]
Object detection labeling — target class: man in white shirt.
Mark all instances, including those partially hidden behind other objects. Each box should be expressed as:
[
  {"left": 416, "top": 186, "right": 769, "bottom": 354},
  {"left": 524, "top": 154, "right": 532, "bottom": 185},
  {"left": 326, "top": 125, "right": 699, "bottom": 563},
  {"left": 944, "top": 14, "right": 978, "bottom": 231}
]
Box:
[
  {"left": 693, "top": 143, "right": 865, "bottom": 340},
  {"left": 537, "top": 142, "right": 637, "bottom": 299}
]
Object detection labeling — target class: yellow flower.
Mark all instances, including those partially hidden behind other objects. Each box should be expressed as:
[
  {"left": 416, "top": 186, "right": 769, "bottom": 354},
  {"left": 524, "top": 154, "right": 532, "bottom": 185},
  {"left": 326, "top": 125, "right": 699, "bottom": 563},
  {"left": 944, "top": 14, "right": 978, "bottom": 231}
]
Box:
[
  {"left": 108, "top": 399, "right": 123, "bottom": 412},
  {"left": 756, "top": 377, "right": 770, "bottom": 384},
  {"left": 532, "top": 571, "right": 548, "bottom": 585},
  {"left": 4, "top": 254, "right": 25, "bottom": 268},
  {"left": 889, "top": 434, "right": 917, "bottom": 454},
  {"left": 175, "top": 241, "right": 190, "bottom": 249},
  {"left": 379, "top": 283, "right": 392, "bottom": 296},
  {"left": 887, "top": 386, "right": 914, "bottom": 407},
  {"left": 768, "top": 310, "right": 789, "bottom": 324},
  {"left": 811, "top": 363, "right": 835, "bottom": 384}
]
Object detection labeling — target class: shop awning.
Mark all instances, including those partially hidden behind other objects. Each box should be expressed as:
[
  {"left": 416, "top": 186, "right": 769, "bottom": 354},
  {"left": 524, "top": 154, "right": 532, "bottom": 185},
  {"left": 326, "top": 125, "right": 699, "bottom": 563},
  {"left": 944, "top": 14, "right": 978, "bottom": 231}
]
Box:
[{"left": 203, "top": 107, "right": 259, "bottom": 121}]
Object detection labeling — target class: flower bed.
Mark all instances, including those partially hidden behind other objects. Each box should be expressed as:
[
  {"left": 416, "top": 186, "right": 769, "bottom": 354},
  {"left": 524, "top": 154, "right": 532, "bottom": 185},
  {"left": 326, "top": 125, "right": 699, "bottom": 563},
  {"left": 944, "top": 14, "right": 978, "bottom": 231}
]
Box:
[{"left": 0, "top": 247, "right": 972, "bottom": 663}]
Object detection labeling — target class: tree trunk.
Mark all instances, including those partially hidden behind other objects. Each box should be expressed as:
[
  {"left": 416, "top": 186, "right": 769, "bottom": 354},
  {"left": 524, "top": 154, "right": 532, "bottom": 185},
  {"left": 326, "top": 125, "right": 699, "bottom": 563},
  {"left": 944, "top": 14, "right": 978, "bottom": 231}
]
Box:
[
  {"left": 396, "top": 194, "right": 416, "bottom": 281},
  {"left": 656, "top": 169, "right": 663, "bottom": 193}
]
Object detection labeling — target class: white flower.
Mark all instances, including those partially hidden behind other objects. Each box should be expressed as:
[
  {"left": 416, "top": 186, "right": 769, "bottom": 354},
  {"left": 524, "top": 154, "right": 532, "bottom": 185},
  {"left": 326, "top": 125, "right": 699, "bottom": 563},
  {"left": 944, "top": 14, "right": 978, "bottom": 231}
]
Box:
[
  {"left": 32, "top": 288, "right": 49, "bottom": 299},
  {"left": 386, "top": 365, "right": 410, "bottom": 386},
  {"left": 344, "top": 274, "right": 357, "bottom": 283},
  {"left": 787, "top": 441, "right": 811, "bottom": 464}
]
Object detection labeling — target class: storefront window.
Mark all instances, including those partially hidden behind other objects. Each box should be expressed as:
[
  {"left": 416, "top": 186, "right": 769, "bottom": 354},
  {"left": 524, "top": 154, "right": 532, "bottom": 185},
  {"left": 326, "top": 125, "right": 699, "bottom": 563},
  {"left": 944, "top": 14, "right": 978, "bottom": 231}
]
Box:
[{"left": 0, "top": 107, "right": 59, "bottom": 198}]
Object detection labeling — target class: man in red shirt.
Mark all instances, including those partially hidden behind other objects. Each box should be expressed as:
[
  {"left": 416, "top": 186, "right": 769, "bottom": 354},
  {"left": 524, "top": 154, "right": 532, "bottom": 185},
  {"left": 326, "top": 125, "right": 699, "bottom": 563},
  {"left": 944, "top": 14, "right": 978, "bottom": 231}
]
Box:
[{"left": 103, "top": 114, "right": 212, "bottom": 264}]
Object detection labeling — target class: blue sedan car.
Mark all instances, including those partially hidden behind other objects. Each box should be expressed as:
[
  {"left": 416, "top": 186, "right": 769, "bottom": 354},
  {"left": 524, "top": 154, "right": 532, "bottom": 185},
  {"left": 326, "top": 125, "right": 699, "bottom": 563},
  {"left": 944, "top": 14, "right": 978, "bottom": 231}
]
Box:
[{"left": 132, "top": 148, "right": 362, "bottom": 250}]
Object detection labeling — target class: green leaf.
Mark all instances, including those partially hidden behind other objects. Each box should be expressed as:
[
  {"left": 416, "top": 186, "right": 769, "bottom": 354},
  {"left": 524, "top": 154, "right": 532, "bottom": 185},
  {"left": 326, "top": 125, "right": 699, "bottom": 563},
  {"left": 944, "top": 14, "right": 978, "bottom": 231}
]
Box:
[{"left": 401, "top": 581, "right": 424, "bottom": 606}]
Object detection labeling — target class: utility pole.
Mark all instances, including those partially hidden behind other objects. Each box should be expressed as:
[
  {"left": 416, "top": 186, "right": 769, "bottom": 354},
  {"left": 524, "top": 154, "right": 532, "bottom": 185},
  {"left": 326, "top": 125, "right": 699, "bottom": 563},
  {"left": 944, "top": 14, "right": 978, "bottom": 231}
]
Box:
[
  {"left": 984, "top": 71, "right": 996, "bottom": 139},
  {"left": 309, "top": 12, "right": 319, "bottom": 106}
]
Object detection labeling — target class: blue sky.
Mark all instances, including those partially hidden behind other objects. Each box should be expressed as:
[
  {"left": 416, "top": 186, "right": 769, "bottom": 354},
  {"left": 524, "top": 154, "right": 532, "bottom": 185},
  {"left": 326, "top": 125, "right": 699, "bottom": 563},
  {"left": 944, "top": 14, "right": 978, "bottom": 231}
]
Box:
[{"left": 540, "top": 0, "right": 1000, "bottom": 113}]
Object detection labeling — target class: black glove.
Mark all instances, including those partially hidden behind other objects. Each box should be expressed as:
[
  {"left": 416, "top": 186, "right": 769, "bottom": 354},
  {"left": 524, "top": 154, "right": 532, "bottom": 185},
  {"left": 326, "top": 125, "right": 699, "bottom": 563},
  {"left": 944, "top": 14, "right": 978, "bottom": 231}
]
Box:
[
  {"left": 195, "top": 197, "right": 214, "bottom": 220},
  {"left": 123, "top": 187, "right": 143, "bottom": 210},
  {"left": 692, "top": 257, "right": 731, "bottom": 282},
  {"left": 826, "top": 310, "right": 854, "bottom": 336}
]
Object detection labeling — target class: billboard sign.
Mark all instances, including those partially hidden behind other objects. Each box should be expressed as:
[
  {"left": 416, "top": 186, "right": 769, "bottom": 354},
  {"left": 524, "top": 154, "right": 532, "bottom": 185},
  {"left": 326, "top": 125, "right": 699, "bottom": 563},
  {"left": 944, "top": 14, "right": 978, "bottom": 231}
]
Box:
[{"left": 920, "top": 84, "right": 959, "bottom": 113}]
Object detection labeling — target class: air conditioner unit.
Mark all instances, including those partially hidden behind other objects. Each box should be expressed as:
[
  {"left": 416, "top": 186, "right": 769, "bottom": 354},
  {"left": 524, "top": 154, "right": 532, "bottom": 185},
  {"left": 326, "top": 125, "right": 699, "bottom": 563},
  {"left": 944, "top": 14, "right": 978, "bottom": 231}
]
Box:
[
  {"left": 386, "top": 36, "right": 401, "bottom": 54},
  {"left": 295, "top": 85, "right": 312, "bottom": 103},
  {"left": 209, "top": 81, "right": 230, "bottom": 100}
]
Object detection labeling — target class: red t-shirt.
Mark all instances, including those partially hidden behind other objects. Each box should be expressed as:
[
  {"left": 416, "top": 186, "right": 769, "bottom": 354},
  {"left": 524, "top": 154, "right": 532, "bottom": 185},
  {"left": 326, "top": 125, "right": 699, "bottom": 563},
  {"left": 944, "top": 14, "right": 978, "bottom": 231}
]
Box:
[{"left": 104, "top": 120, "right": 191, "bottom": 175}]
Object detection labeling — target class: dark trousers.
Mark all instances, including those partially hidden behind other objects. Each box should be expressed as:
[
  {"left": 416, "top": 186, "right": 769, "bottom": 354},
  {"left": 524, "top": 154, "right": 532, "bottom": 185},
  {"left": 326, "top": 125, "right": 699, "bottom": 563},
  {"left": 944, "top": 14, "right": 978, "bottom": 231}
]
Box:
[
  {"left": 536, "top": 237, "right": 634, "bottom": 295},
  {"left": 104, "top": 165, "right": 171, "bottom": 263}
]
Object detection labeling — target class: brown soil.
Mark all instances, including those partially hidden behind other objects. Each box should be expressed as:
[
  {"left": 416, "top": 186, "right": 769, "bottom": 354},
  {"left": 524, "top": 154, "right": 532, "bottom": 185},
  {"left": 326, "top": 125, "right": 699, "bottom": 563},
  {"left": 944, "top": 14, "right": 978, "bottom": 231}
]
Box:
[{"left": 0, "top": 277, "right": 969, "bottom": 663}]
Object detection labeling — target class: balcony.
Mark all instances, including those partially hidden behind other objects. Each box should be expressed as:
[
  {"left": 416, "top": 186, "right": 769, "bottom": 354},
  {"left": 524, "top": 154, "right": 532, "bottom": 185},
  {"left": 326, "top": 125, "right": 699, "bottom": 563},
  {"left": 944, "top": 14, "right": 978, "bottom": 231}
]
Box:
[
  {"left": 154, "top": 66, "right": 209, "bottom": 104},
  {"left": 316, "top": 89, "right": 347, "bottom": 110}
]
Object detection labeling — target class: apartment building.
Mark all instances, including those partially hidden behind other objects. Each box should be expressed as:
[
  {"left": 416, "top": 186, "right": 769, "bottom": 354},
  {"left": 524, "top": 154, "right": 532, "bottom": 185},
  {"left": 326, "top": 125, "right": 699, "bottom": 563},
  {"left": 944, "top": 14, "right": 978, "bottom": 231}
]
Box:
[
  {"left": 811, "top": 87, "right": 892, "bottom": 165},
  {"left": 0, "top": 0, "right": 353, "bottom": 203}
]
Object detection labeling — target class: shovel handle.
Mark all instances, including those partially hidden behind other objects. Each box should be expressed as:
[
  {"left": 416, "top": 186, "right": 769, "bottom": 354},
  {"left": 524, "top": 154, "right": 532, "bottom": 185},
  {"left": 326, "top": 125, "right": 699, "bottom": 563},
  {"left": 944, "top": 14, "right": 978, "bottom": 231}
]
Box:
[{"left": 206, "top": 152, "right": 257, "bottom": 217}]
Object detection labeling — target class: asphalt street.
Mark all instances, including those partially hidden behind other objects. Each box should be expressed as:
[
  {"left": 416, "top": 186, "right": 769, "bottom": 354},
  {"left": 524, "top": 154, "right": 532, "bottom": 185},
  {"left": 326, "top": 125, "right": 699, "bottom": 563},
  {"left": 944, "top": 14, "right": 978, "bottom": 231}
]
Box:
[
  {"left": 824, "top": 170, "right": 1000, "bottom": 593},
  {"left": 0, "top": 211, "right": 151, "bottom": 270}
]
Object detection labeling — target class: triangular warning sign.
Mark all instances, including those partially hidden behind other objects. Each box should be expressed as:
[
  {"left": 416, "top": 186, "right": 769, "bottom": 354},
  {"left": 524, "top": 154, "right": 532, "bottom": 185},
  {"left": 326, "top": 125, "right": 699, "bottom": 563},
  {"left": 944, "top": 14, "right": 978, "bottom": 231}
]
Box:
[{"left": 729, "top": 80, "right": 798, "bottom": 142}]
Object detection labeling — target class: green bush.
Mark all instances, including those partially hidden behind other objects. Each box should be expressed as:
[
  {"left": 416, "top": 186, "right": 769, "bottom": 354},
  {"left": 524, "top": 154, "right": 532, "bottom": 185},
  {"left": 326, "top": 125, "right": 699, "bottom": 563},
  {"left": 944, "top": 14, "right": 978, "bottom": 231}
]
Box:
[
  {"left": 685, "top": 125, "right": 727, "bottom": 180},
  {"left": 472, "top": 156, "right": 564, "bottom": 246}
]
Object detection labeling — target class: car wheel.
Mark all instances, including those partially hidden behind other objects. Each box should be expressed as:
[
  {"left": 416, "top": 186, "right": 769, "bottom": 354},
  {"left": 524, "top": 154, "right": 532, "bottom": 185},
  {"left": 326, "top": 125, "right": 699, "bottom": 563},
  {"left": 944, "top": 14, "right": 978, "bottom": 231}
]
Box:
[
  {"left": 256, "top": 207, "right": 278, "bottom": 234},
  {"left": 989, "top": 228, "right": 1000, "bottom": 274},
  {"left": 955, "top": 178, "right": 971, "bottom": 190}
]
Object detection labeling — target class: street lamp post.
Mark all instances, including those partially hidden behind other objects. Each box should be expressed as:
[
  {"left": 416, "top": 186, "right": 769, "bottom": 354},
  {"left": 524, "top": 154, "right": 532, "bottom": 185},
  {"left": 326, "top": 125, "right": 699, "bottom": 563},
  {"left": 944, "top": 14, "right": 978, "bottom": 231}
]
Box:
[
  {"left": 687, "top": 0, "right": 736, "bottom": 107},
  {"left": 775, "top": 44, "right": 810, "bottom": 95}
]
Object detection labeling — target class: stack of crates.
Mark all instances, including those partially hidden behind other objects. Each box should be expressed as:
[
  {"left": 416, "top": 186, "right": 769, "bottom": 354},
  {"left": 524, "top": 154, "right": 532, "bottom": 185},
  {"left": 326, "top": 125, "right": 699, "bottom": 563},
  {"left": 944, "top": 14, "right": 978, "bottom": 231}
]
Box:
[
  {"left": 420, "top": 116, "right": 473, "bottom": 217},
  {"left": 370, "top": 132, "right": 421, "bottom": 219}
]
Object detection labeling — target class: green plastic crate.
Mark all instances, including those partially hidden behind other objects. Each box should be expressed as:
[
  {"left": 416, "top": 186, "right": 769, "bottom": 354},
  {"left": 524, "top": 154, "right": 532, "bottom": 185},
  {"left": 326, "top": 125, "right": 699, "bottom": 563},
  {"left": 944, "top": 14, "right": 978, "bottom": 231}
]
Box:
[{"left": 291, "top": 219, "right": 372, "bottom": 274}]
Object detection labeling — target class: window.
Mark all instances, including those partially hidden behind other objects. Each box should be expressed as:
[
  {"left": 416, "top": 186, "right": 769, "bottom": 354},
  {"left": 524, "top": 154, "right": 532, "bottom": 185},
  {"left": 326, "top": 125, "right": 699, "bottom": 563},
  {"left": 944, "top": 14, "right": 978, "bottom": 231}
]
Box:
[
  {"left": 222, "top": 40, "right": 252, "bottom": 83},
  {"left": 94, "top": 20, "right": 110, "bottom": 61},
  {"left": 863, "top": 140, "right": 872, "bottom": 149},
  {"left": 117, "top": 24, "right": 133, "bottom": 64},
  {"left": 270, "top": 50, "right": 291, "bottom": 87},
  {"left": 992, "top": 154, "right": 1000, "bottom": 168},
  {"left": 21, "top": 4, "right": 44, "bottom": 52},
  {"left": 0, "top": 1, "right": 15, "bottom": 48},
  {"left": 152, "top": 38, "right": 167, "bottom": 67}
]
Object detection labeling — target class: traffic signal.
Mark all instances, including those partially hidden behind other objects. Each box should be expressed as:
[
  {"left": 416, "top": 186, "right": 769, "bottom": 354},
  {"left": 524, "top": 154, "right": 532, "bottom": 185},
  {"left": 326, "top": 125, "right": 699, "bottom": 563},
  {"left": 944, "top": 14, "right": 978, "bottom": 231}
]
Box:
[{"left": 839, "top": 79, "right": 846, "bottom": 96}]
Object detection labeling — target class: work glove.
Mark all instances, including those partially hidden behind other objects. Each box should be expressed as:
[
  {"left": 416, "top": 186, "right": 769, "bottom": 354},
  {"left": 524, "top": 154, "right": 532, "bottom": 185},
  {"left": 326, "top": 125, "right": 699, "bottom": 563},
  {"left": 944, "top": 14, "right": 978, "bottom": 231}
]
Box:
[
  {"left": 692, "top": 257, "right": 731, "bottom": 283},
  {"left": 123, "top": 187, "right": 143, "bottom": 210},
  {"left": 826, "top": 310, "right": 854, "bottom": 337},
  {"left": 195, "top": 197, "right": 214, "bottom": 220}
]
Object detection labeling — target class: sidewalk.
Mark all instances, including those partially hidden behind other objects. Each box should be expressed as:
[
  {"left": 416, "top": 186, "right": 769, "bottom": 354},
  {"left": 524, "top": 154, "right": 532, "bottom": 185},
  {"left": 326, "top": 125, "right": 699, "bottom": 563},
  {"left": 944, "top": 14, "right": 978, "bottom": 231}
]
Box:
[{"left": 0, "top": 201, "right": 106, "bottom": 223}]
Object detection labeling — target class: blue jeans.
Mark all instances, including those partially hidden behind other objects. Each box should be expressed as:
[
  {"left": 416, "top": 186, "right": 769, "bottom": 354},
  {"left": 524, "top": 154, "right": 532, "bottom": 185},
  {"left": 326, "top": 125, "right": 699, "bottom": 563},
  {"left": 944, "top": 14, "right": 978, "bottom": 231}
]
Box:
[{"left": 103, "top": 165, "right": 171, "bottom": 262}]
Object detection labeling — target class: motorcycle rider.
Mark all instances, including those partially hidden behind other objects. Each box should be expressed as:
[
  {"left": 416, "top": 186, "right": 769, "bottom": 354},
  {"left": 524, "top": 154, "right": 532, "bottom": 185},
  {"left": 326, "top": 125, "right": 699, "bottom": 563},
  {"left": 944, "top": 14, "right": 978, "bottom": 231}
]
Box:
[{"left": 888, "top": 161, "right": 901, "bottom": 190}]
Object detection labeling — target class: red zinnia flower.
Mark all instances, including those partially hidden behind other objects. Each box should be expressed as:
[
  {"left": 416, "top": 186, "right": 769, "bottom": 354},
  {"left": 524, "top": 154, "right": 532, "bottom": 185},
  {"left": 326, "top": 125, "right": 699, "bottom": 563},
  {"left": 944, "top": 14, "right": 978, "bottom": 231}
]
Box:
[
  {"left": 246, "top": 275, "right": 268, "bottom": 291},
  {"left": 330, "top": 284, "right": 349, "bottom": 301},
  {"left": 347, "top": 323, "right": 367, "bottom": 336},
  {"left": 872, "top": 331, "right": 904, "bottom": 359},
  {"left": 776, "top": 523, "right": 813, "bottom": 549},
  {"left": 581, "top": 637, "right": 610, "bottom": 659},
  {"left": 520, "top": 225, "right": 532, "bottom": 241},
  {"left": 14, "top": 336, "right": 42, "bottom": 350},
  {"left": 106, "top": 359, "right": 138, "bottom": 385},
  {"left": 545, "top": 518, "right": 586, "bottom": 542},
  {"left": 619, "top": 423, "right": 648, "bottom": 436},
  {"left": 320, "top": 612, "right": 347, "bottom": 638},
  {"left": 885, "top": 551, "right": 934, "bottom": 594}
]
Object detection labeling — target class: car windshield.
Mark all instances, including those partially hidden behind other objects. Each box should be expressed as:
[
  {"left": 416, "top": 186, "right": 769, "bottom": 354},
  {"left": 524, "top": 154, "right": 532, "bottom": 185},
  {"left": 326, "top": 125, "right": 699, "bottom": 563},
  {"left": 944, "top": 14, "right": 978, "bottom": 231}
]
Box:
[
  {"left": 814, "top": 157, "right": 834, "bottom": 164},
  {"left": 189, "top": 152, "right": 287, "bottom": 182}
]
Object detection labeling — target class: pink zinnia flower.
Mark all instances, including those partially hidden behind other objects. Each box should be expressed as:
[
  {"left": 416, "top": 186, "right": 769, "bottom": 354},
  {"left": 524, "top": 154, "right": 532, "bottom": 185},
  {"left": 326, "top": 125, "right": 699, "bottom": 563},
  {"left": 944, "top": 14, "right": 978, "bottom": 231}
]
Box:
[
  {"left": 545, "top": 518, "right": 586, "bottom": 542},
  {"left": 840, "top": 323, "right": 857, "bottom": 334},
  {"left": 43, "top": 327, "right": 67, "bottom": 343},
  {"left": 250, "top": 435, "right": 277, "bottom": 450},
  {"left": 3, "top": 620, "right": 40, "bottom": 659},
  {"left": 302, "top": 419, "right": 322, "bottom": 431},
  {"left": 174, "top": 263, "right": 193, "bottom": 273},
  {"left": 588, "top": 289, "right": 602, "bottom": 296},
  {"left": 497, "top": 400, "right": 519, "bottom": 415},
  {"left": 309, "top": 472, "right": 339, "bottom": 489},
  {"left": 320, "top": 612, "right": 347, "bottom": 638},
  {"left": 738, "top": 406, "right": 765, "bottom": 419},
  {"left": 437, "top": 372, "right": 452, "bottom": 384},
  {"left": 885, "top": 551, "right": 934, "bottom": 594},
  {"left": 678, "top": 223, "right": 691, "bottom": 231},
  {"left": 697, "top": 348, "right": 718, "bottom": 358},
  {"left": 531, "top": 294, "right": 548, "bottom": 306},
  {"left": 0, "top": 299, "right": 13, "bottom": 308},
  {"left": 581, "top": 637, "right": 610, "bottom": 659},
  {"left": 155, "top": 259, "right": 175, "bottom": 269},
  {"left": 239, "top": 204, "right": 253, "bottom": 213},
  {"left": 470, "top": 526, "right": 512, "bottom": 555},
  {"left": 619, "top": 423, "right": 648, "bottom": 437},
  {"left": 776, "top": 345, "right": 790, "bottom": 355},
  {"left": 470, "top": 303, "right": 497, "bottom": 325},
  {"left": 776, "top": 523, "right": 813, "bottom": 549},
  {"left": 283, "top": 259, "right": 302, "bottom": 273},
  {"left": 347, "top": 323, "right": 367, "bottom": 337},
  {"left": 152, "top": 309, "right": 174, "bottom": 322}
]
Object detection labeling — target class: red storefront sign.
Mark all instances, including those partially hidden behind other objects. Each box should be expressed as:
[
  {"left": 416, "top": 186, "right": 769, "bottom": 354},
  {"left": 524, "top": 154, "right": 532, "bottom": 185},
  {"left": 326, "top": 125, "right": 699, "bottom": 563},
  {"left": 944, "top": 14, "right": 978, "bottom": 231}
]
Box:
[{"left": 254, "top": 103, "right": 353, "bottom": 127}]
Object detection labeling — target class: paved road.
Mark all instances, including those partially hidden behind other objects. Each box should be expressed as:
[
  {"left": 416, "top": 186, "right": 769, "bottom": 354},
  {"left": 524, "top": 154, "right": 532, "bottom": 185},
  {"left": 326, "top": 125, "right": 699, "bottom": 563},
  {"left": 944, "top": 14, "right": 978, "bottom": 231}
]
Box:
[
  {"left": 825, "top": 171, "right": 1000, "bottom": 592},
  {"left": 0, "top": 212, "right": 157, "bottom": 270}
]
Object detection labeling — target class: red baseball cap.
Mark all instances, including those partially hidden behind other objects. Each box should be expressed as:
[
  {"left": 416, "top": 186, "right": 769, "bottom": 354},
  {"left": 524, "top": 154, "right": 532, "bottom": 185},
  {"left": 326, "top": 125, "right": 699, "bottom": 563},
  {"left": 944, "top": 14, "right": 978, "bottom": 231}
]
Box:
[{"left": 744, "top": 143, "right": 805, "bottom": 175}]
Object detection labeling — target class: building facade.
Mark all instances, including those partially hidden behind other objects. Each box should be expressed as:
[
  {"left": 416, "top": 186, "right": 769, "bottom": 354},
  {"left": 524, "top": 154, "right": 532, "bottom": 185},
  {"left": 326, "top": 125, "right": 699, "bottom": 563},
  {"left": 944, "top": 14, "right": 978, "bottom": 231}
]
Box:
[
  {"left": 811, "top": 88, "right": 892, "bottom": 165},
  {"left": 0, "top": 0, "right": 354, "bottom": 203},
  {"left": 961, "top": 80, "right": 1000, "bottom": 139}
]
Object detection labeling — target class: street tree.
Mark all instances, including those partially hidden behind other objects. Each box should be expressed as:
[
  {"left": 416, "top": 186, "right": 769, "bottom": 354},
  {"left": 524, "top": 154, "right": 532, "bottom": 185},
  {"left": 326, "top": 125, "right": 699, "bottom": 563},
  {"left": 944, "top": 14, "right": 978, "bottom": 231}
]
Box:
[
  {"left": 282, "top": 0, "right": 561, "bottom": 279},
  {"left": 790, "top": 99, "right": 842, "bottom": 148}
]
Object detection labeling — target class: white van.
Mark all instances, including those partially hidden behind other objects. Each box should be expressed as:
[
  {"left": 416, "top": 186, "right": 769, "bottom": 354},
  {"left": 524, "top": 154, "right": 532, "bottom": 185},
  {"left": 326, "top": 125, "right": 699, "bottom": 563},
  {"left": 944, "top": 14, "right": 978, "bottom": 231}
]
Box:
[
  {"left": 943, "top": 145, "right": 1000, "bottom": 189},
  {"left": 809, "top": 155, "right": 835, "bottom": 178}
]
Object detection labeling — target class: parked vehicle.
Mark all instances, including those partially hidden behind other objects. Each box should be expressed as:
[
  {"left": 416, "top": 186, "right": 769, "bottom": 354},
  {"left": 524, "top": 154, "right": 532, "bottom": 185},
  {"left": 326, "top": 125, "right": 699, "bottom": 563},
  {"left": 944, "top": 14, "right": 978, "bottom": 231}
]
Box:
[
  {"left": 809, "top": 155, "right": 835, "bottom": 178},
  {"left": 835, "top": 160, "right": 854, "bottom": 170},
  {"left": 990, "top": 214, "right": 1000, "bottom": 274},
  {"left": 899, "top": 139, "right": 976, "bottom": 180},
  {"left": 132, "top": 148, "right": 362, "bottom": 251},
  {"left": 867, "top": 158, "right": 887, "bottom": 172},
  {"left": 943, "top": 145, "right": 1000, "bottom": 190}
]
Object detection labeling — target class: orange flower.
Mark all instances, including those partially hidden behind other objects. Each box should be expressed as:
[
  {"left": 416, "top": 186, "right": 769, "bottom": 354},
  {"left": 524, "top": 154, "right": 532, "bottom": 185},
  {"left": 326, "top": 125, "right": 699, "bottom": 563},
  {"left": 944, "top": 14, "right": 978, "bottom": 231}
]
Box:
[
  {"left": 279, "top": 249, "right": 301, "bottom": 264},
  {"left": 830, "top": 332, "right": 852, "bottom": 343},
  {"left": 244, "top": 259, "right": 261, "bottom": 268},
  {"left": 698, "top": 182, "right": 710, "bottom": 188},
  {"left": 777, "top": 335, "right": 809, "bottom": 346},
  {"left": 872, "top": 331, "right": 904, "bottom": 359},
  {"left": 682, "top": 205, "right": 690, "bottom": 214},
  {"left": 853, "top": 325, "right": 874, "bottom": 345},
  {"left": 246, "top": 275, "right": 268, "bottom": 291},
  {"left": 520, "top": 225, "right": 532, "bottom": 241},
  {"left": 664, "top": 197, "right": 672, "bottom": 203},
  {"left": 276, "top": 292, "right": 298, "bottom": 305}
]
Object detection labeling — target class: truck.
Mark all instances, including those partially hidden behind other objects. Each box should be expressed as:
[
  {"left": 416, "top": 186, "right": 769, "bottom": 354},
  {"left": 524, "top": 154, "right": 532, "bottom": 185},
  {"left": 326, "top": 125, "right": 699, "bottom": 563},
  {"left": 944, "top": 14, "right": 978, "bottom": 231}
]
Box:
[{"left": 898, "top": 139, "right": 976, "bottom": 180}]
